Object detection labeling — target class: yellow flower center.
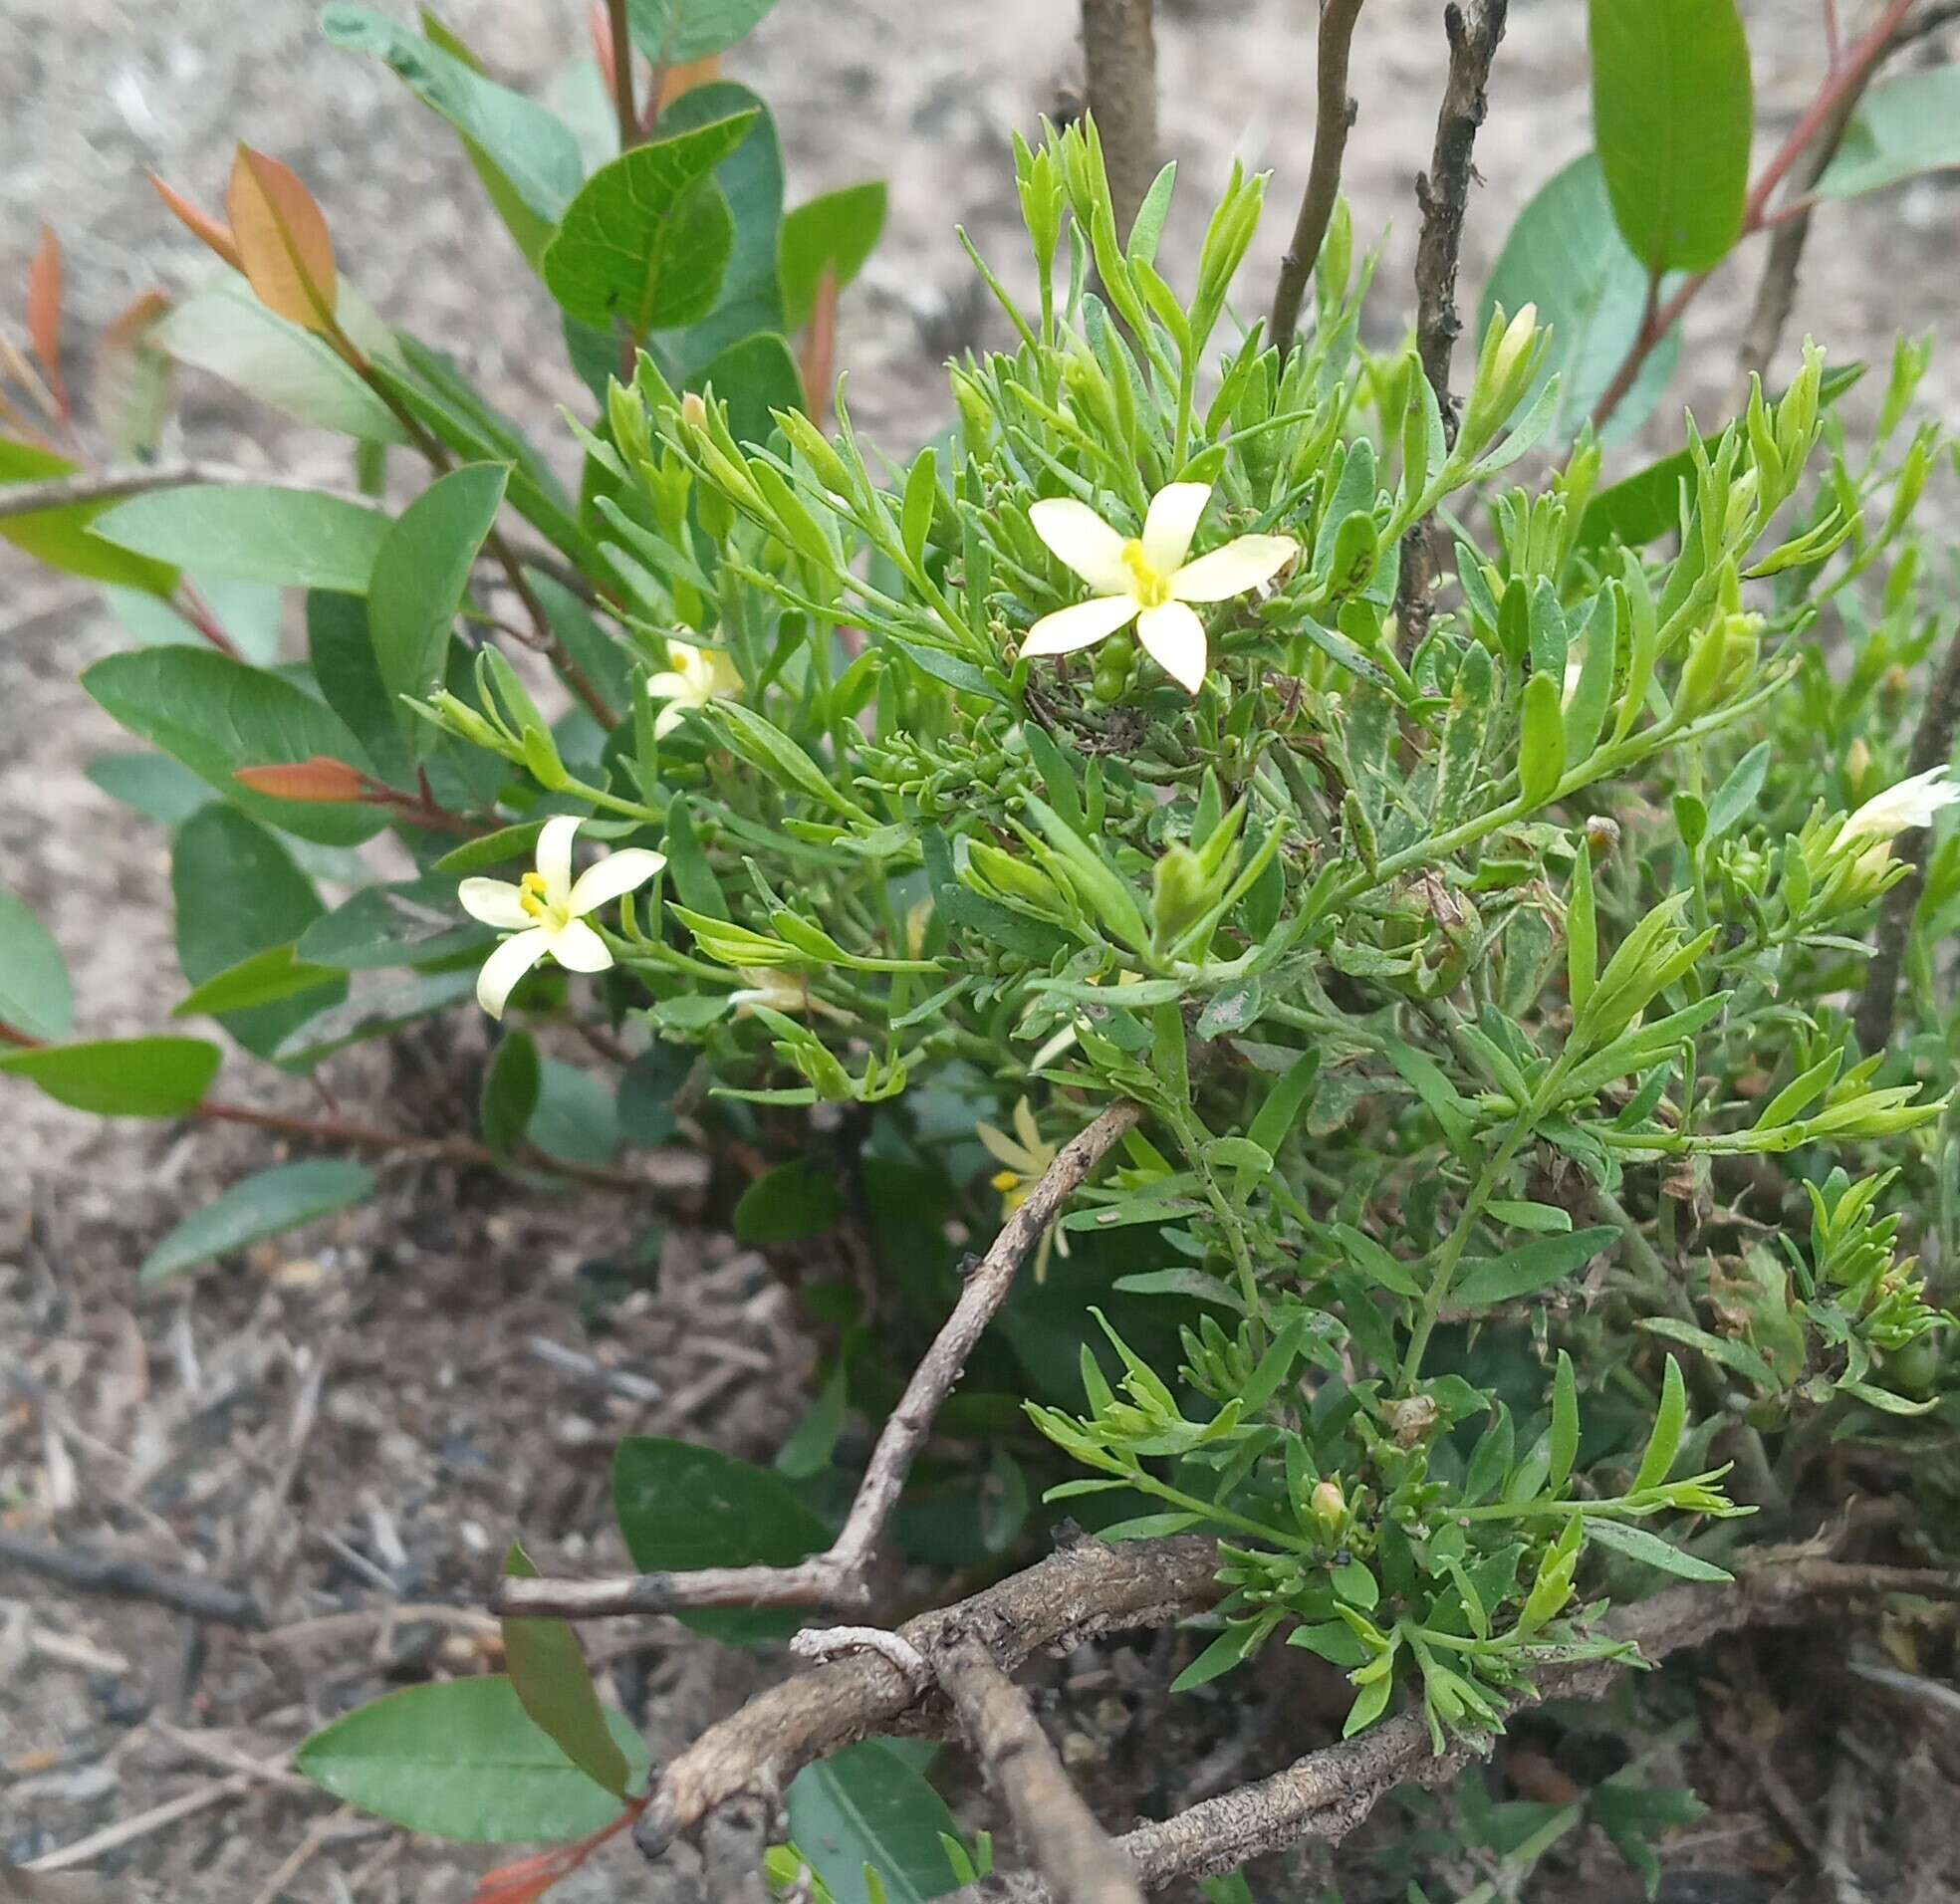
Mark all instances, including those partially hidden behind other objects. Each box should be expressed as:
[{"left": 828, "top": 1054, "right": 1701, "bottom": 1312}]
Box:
[
  {"left": 518, "top": 871, "right": 563, "bottom": 926},
  {"left": 1120, "top": 539, "right": 1171, "bottom": 607}
]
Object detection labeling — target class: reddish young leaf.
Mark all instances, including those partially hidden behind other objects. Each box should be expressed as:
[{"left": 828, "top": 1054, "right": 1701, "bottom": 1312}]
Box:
[
  {"left": 148, "top": 171, "right": 244, "bottom": 272},
  {"left": 233, "top": 758, "right": 368, "bottom": 803},
  {"left": 26, "top": 225, "right": 69, "bottom": 420},
  {"left": 656, "top": 56, "right": 721, "bottom": 113},
  {"left": 227, "top": 146, "right": 339, "bottom": 335},
  {"left": 588, "top": 0, "right": 614, "bottom": 79},
  {"left": 467, "top": 1872, "right": 563, "bottom": 1904},
  {"left": 96, "top": 290, "right": 173, "bottom": 461},
  {"left": 799, "top": 266, "right": 839, "bottom": 428}
]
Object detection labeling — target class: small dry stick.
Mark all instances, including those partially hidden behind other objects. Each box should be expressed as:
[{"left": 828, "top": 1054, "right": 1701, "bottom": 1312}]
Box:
[
  {"left": 0, "top": 1529, "right": 263, "bottom": 1628},
  {"left": 498, "top": 1099, "right": 1143, "bottom": 1619},
  {"left": 1081, "top": 0, "right": 1160, "bottom": 239},
  {"left": 1852, "top": 621, "right": 1960, "bottom": 1053},
  {"left": 935, "top": 1633, "right": 1145, "bottom": 1904},
  {"left": 1270, "top": 0, "right": 1367, "bottom": 361},
  {"left": 0, "top": 460, "right": 368, "bottom": 521},
  {"left": 606, "top": 0, "right": 637, "bottom": 151}
]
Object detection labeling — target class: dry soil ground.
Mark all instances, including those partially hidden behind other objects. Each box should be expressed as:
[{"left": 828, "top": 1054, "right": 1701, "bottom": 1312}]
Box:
[{"left": 3, "top": 1, "right": 1959, "bottom": 1898}]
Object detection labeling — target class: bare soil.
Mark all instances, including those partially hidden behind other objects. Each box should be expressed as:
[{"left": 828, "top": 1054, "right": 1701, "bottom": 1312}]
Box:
[{"left": 4, "top": 0, "right": 1960, "bottom": 1898}]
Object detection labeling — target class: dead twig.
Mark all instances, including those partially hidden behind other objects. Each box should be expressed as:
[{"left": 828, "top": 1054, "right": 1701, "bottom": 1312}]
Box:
[
  {"left": 0, "top": 1529, "right": 263, "bottom": 1629},
  {"left": 934, "top": 1633, "right": 1144, "bottom": 1904},
  {"left": 22, "top": 1775, "right": 255, "bottom": 1873},
  {"left": 1852, "top": 619, "right": 1960, "bottom": 1053},
  {"left": 1081, "top": 0, "right": 1160, "bottom": 238},
  {"left": 1269, "top": 0, "right": 1366, "bottom": 361},
  {"left": 0, "top": 460, "right": 368, "bottom": 521},
  {"left": 497, "top": 1099, "right": 1142, "bottom": 1620}
]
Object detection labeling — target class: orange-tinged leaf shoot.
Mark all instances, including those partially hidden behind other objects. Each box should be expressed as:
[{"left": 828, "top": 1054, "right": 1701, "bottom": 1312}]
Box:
[
  {"left": 148, "top": 171, "right": 244, "bottom": 272},
  {"left": 26, "top": 225, "right": 68, "bottom": 418},
  {"left": 227, "top": 145, "right": 339, "bottom": 335},
  {"left": 233, "top": 757, "right": 367, "bottom": 803}
]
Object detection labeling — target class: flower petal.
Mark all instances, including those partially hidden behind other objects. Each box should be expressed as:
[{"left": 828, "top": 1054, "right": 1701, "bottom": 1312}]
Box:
[
  {"left": 1022, "top": 594, "right": 1140, "bottom": 658},
  {"left": 546, "top": 916, "right": 614, "bottom": 974},
  {"left": 1170, "top": 534, "right": 1299, "bottom": 603},
  {"left": 568, "top": 848, "right": 667, "bottom": 917},
  {"left": 476, "top": 927, "right": 552, "bottom": 1021},
  {"left": 536, "top": 814, "right": 582, "bottom": 907},
  {"left": 457, "top": 877, "right": 530, "bottom": 931},
  {"left": 644, "top": 670, "right": 689, "bottom": 701},
  {"left": 1136, "top": 600, "right": 1209, "bottom": 694},
  {"left": 653, "top": 703, "right": 686, "bottom": 740},
  {"left": 1844, "top": 766, "right": 1960, "bottom": 841},
  {"left": 1012, "top": 1096, "right": 1043, "bottom": 1153},
  {"left": 1142, "top": 482, "right": 1211, "bottom": 575},
  {"left": 1029, "top": 498, "right": 1132, "bottom": 594},
  {"left": 975, "top": 1120, "right": 1041, "bottom": 1173}
]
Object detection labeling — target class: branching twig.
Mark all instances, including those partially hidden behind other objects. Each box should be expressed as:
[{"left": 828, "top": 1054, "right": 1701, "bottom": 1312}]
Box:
[
  {"left": 1852, "top": 622, "right": 1960, "bottom": 1053},
  {"left": 496, "top": 1100, "right": 1143, "bottom": 1621},
  {"left": 1269, "top": 0, "right": 1366, "bottom": 361},
  {"left": 0, "top": 459, "right": 368, "bottom": 521},
  {"left": 1081, "top": 0, "right": 1160, "bottom": 239},
  {"left": 934, "top": 1633, "right": 1144, "bottom": 1904}
]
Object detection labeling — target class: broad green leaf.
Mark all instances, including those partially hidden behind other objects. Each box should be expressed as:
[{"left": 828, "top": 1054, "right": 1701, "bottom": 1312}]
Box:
[
  {"left": 501, "top": 1543, "right": 632, "bottom": 1799},
  {"left": 530, "top": 571, "right": 634, "bottom": 716},
  {"left": 531, "top": 1058, "right": 620, "bottom": 1166},
  {"left": 1479, "top": 154, "right": 1680, "bottom": 443},
  {"left": 687, "top": 331, "right": 801, "bottom": 451},
  {"left": 299, "top": 872, "right": 490, "bottom": 969},
  {"left": 1586, "top": 1517, "right": 1730, "bottom": 1581},
  {"left": 92, "top": 485, "right": 391, "bottom": 594},
  {"left": 784, "top": 1740, "right": 962, "bottom": 1904},
  {"left": 139, "top": 1158, "right": 375, "bottom": 1283},
  {"left": 612, "top": 1437, "right": 830, "bottom": 1641},
  {"left": 482, "top": 1028, "right": 542, "bottom": 1154},
  {"left": 1816, "top": 68, "right": 1960, "bottom": 200},
  {"left": 368, "top": 461, "right": 509, "bottom": 734},
  {"left": 658, "top": 84, "right": 785, "bottom": 377},
  {"left": 153, "top": 284, "right": 407, "bottom": 441},
  {"left": 308, "top": 590, "right": 413, "bottom": 788},
  {"left": 616, "top": 1039, "right": 691, "bottom": 1146},
  {"left": 779, "top": 180, "right": 886, "bottom": 330},
  {"left": 1705, "top": 740, "right": 1771, "bottom": 840},
  {"left": 0, "top": 439, "right": 177, "bottom": 595},
  {"left": 82, "top": 648, "right": 384, "bottom": 847},
  {"left": 1589, "top": 0, "right": 1752, "bottom": 274},
  {"left": 542, "top": 113, "right": 758, "bottom": 339},
  {"left": 625, "top": 0, "right": 780, "bottom": 63},
  {"left": 172, "top": 942, "right": 347, "bottom": 1019},
  {"left": 270, "top": 968, "right": 477, "bottom": 1066},
  {"left": 295, "top": 1677, "right": 647, "bottom": 1842},
  {"left": 0, "top": 1036, "right": 221, "bottom": 1117},
  {"left": 323, "top": 7, "right": 583, "bottom": 256},
  {"left": 0, "top": 891, "right": 73, "bottom": 1041},
  {"left": 735, "top": 1157, "right": 844, "bottom": 1245},
  {"left": 1451, "top": 1225, "right": 1622, "bottom": 1307},
  {"left": 172, "top": 806, "right": 345, "bottom": 1058},
  {"left": 86, "top": 751, "right": 211, "bottom": 826}
]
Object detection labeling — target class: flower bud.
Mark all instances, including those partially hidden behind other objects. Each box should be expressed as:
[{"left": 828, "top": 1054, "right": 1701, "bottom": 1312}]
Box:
[
  {"left": 678, "top": 390, "right": 709, "bottom": 433},
  {"left": 1150, "top": 841, "right": 1211, "bottom": 948},
  {"left": 1462, "top": 302, "right": 1543, "bottom": 448},
  {"left": 1310, "top": 1480, "right": 1346, "bottom": 1534}
]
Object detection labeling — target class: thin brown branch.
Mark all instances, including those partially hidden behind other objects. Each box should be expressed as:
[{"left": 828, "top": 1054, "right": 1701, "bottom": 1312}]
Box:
[
  {"left": 1270, "top": 0, "right": 1366, "bottom": 361},
  {"left": 606, "top": 0, "right": 638, "bottom": 152},
  {"left": 632, "top": 1532, "right": 1226, "bottom": 1861},
  {"left": 1081, "top": 0, "right": 1160, "bottom": 239},
  {"left": 0, "top": 459, "right": 368, "bottom": 521},
  {"left": 1853, "top": 623, "right": 1960, "bottom": 1053},
  {"left": 935, "top": 1633, "right": 1144, "bottom": 1904},
  {"left": 497, "top": 1099, "right": 1143, "bottom": 1620}
]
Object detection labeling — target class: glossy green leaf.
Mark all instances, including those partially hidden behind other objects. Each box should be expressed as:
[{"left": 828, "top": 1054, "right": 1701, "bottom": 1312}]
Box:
[
  {"left": 295, "top": 1677, "right": 647, "bottom": 1842},
  {"left": 0, "top": 1036, "right": 221, "bottom": 1117},
  {"left": 299, "top": 872, "right": 490, "bottom": 969},
  {"left": 270, "top": 968, "right": 477, "bottom": 1066},
  {"left": 625, "top": 0, "right": 780, "bottom": 63},
  {"left": 735, "top": 1157, "right": 844, "bottom": 1245},
  {"left": 172, "top": 942, "right": 347, "bottom": 1020},
  {"left": 1632, "top": 1353, "right": 1686, "bottom": 1492},
  {"left": 482, "top": 1029, "right": 542, "bottom": 1155},
  {"left": 173, "top": 806, "right": 344, "bottom": 1057},
  {"left": 1816, "top": 68, "right": 1960, "bottom": 200},
  {"left": 139, "top": 1158, "right": 375, "bottom": 1283},
  {"left": 687, "top": 331, "right": 801, "bottom": 451},
  {"left": 542, "top": 113, "right": 757, "bottom": 338},
  {"left": 531, "top": 1059, "right": 621, "bottom": 1166},
  {"left": 0, "top": 439, "right": 177, "bottom": 595},
  {"left": 784, "top": 1740, "right": 962, "bottom": 1904},
  {"left": 780, "top": 180, "right": 887, "bottom": 330},
  {"left": 368, "top": 461, "right": 509, "bottom": 734},
  {"left": 1479, "top": 154, "right": 1680, "bottom": 443},
  {"left": 153, "top": 284, "right": 407, "bottom": 441},
  {"left": 1451, "top": 1225, "right": 1622, "bottom": 1307},
  {"left": 0, "top": 891, "right": 72, "bottom": 1042},
  {"left": 308, "top": 590, "right": 412, "bottom": 788},
  {"left": 85, "top": 751, "right": 212, "bottom": 826},
  {"left": 501, "top": 1543, "right": 632, "bottom": 1799},
  {"left": 1589, "top": 0, "right": 1752, "bottom": 273},
  {"left": 612, "top": 1437, "right": 830, "bottom": 1642},
  {"left": 82, "top": 648, "right": 384, "bottom": 846},
  {"left": 92, "top": 485, "right": 390, "bottom": 594},
  {"left": 1705, "top": 740, "right": 1772, "bottom": 841}
]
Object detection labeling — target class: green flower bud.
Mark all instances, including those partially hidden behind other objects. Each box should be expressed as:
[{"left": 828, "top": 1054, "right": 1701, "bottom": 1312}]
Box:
[{"left": 1150, "top": 841, "right": 1210, "bottom": 947}]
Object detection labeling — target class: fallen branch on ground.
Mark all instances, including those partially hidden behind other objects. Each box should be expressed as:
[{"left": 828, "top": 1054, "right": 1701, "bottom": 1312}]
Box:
[{"left": 494, "top": 1099, "right": 1143, "bottom": 1620}]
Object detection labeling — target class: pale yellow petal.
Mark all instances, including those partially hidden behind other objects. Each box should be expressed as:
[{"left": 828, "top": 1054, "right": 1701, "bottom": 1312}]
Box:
[
  {"left": 1022, "top": 594, "right": 1140, "bottom": 658},
  {"left": 1012, "top": 1096, "right": 1043, "bottom": 1153},
  {"left": 1029, "top": 497, "right": 1133, "bottom": 594},
  {"left": 1142, "top": 482, "right": 1211, "bottom": 575},
  {"left": 1170, "top": 534, "right": 1299, "bottom": 603},
  {"left": 976, "top": 1121, "right": 1042, "bottom": 1174},
  {"left": 546, "top": 916, "right": 613, "bottom": 973},
  {"left": 645, "top": 670, "right": 690, "bottom": 702},
  {"left": 457, "top": 877, "right": 530, "bottom": 931},
  {"left": 476, "top": 927, "right": 552, "bottom": 1020},
  {"left": 535, "top": 814, "right": 581, "bottom": 907},
  {"left": 568, "top": 848, "right": 667, "bottom": 917},
  {"left": 653, "top": 702, "right": 687, "bottom": 739},
  {"left": 1136, "top": 600, "right": 1209, "bottom": 694}
]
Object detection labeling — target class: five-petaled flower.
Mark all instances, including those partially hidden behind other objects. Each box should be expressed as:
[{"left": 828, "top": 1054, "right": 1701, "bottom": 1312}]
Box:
[
  {"left": 646, "top": 642, "right": 742, "bottom": 739},
  {"left": 1021, "top": 481, "right": 1297, "bottom": 694},
  {"left": 459, "top": 816, "right": 665, "bottom": 1020},
  {"left": 976, "top": 1097, "right": 1070, "bottom": 1282}
]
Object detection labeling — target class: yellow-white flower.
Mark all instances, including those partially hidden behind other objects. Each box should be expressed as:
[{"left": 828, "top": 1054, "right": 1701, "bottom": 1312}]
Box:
[
  {"left": 1840, "top": 767, "right": 1960, "bottom": 844},
  {"left": 976, "top": 1097, "right": 1070, "bottom": 1281},
  {"left": 459, "top": 816, "right": 665, "bottom": 1020},
  {"left": 646, "top": 642, "right": 742, "bottom": 739},
  {"left": 728, "top": 965, "right": 851, "bottom": 1025},
  {"left": 1021, "top": 481, "right": 1297, "bottom": 694}
]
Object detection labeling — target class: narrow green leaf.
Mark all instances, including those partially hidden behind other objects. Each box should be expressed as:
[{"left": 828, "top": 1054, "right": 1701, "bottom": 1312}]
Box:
[
  {"left": 1568, "top": 844, "right": 1597, "bottom": 1024},
  {"left": 1518, "top": 669, "right": 1566, "bottom": 808},
  {"left": 1632, "top": 1354, "right": 1687, "bottom": 1492},
  {"left": 1549, "top": 1350, "right": 1580, "bottom": 1493},
  {"left": 1586, "top": 1516, "right": 1730, "bottom": 1581},
  {"left": 1452, "top": 1225, "right": 1622, "bottom": 1307}
]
